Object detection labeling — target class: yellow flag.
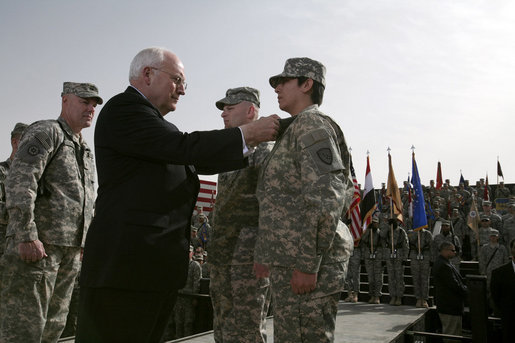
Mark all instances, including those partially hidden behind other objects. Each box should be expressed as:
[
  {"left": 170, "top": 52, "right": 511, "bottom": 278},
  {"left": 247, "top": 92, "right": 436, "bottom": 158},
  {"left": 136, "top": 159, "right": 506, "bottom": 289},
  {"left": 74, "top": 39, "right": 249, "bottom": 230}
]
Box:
[
  {"left": 386, "top": 153, "right": 403, "bottom": 223},
  {"left": 467, "top": 195, "right": 480, "bottom": 240}
]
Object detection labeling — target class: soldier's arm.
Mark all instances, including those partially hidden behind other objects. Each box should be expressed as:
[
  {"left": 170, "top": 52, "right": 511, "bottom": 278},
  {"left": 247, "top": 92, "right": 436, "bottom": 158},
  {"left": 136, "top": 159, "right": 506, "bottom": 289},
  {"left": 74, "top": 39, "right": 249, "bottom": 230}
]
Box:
[{"left": 5, "top": 122, "right": 61, "bottom": 244}]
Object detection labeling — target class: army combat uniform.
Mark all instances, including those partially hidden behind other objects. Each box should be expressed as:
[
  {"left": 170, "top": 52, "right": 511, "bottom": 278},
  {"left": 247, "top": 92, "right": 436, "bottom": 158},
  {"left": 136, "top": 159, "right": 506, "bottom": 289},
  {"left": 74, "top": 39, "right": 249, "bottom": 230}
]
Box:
[
  {"left": 360, "top": 225, "right": 384, "bottom": 303},
  {"left": 383, "top": 224, "right": 409, "bottom": 305},
  {"left": 0, "top": 159, "right": 11, "bottom": 259},
  {"left": 407, "top": 228, "right": 432, "bottom": 307},
  {"left": 344, "top": 240, "right": 361, "bottom": 302},
  {"left": 174, "top": 258, "right": 202, "bottom": 339},
  {"left": 255, "top": 103, "right": 353, "bottom": 343},
  {"left": 0, "top": 117, "right": 95, "bottom": 342},
  {"left": 209, "top": 141, "right": 272, "bottom": 343}
]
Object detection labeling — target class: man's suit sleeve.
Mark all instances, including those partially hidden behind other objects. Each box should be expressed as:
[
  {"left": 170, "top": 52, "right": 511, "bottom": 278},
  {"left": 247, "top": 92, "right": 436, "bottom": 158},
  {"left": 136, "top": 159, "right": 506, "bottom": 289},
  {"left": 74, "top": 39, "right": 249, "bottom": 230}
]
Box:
[{"left": 97, "top": 93, "right": 245, "bottom": 173}]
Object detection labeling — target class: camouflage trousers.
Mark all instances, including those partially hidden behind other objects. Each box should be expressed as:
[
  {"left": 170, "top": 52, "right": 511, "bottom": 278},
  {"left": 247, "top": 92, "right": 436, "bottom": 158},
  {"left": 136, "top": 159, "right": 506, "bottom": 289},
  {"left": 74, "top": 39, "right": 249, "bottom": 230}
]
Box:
[
  {"left": 210, "top": 264, "right": 270, "bottom": 343},
  {"left": 344, "top": 253, "right": 361, "bottom": 293},
  {"left": 0, "top": 238, "right": 80, "bottom": 343},
  {"left": 364, "top": 258, "right": 383, "bottom": 297},
  {"left": 174, "top": 296, "right": 196, "bottom": 338},
  {"left": 269, "top": 266, "right": 340, "bottom": 343},
  {"left": 386, "top": 258, "right": 405, "bottom": 298},
  {"left": 410, "top": 258, "right": 430, "bottom": 299}
]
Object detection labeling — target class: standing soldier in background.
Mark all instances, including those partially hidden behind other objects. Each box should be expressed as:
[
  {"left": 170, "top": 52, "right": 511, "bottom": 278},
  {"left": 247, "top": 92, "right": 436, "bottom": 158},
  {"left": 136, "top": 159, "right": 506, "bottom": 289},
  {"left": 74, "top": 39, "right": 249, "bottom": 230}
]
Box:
[
  {"left": 0, "top": 82, "right": 101, "bottom": 342},
  {"left": 433, "top": 220, "right": 462, "bottom": 267},
  {"left": 209, "top": 87, "right": 272, "bottom": 343},
  {"left": 478, "top": 229, "right": 509, "bottom": 300},
  {"left": 344, "top": 239, "right": 361, "bottom": 303},
  {"left": 360, "top": 217, "right": 384, "bottom": 304},
  {"left": 502, "top": 204, "right": 515, "bottom": 251},
  {"left": 0, "top": 123, "right": 28, "bottom": 260},
  {"left": 174, "top": 245, "right": 202, "bottom": 339},
  {"left": 254, "top": 57, "right": 354, "bottom": 342},
  {"left": 384, "top": 218, "right": 409, "bottom": 306},
  {"left": 408, "top": 227, "right": 433, "bottom": 308}
]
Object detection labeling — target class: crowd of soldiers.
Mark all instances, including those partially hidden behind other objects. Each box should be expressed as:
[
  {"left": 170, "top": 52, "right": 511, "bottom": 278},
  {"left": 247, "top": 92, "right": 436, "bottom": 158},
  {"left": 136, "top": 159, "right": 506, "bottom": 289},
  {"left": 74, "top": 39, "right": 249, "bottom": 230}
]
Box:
[{"left": 344, "top": 178, "right": 514, "bottom": 311}]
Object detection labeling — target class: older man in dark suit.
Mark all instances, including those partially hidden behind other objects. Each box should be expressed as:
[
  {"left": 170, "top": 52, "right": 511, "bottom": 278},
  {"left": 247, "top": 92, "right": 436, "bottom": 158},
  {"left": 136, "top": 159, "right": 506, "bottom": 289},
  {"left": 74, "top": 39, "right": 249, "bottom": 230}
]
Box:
[
  {"left": 432, "top": 241, "right": 468, "bottom": 341},
  {"left": 490, "top": 238, "right": 515, "bottom": 343},
  {"left": 76, "top": 47, "right": 279, "bottom": 342}
]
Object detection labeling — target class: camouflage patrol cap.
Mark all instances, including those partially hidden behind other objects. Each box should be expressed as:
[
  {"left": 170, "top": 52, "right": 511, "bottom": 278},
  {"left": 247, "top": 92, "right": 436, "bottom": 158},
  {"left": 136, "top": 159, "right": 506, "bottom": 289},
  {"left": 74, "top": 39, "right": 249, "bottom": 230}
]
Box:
[
  {"left": 441, "top": 219, "right": 451, "bottom": 226},
  {"left": 215, "top": 87, "right": 260, "bottom": 110},
  {"left": 480, "top": 214, "right": 490, "bottom": 221},
  {"left": 489, "top": 228, "right": 499, "bottom": 236},
  {"left": 269, "top": 57, "right": 326, "bottom": 88},
  {"left": 10, "top": 122, "right": 28, "bottom": 138},
  {"left": 61, "top": 82, "right": 103, "bottom": 104},
  {"left": 482, "top": 200, "right": 492, "bottom": 206}
]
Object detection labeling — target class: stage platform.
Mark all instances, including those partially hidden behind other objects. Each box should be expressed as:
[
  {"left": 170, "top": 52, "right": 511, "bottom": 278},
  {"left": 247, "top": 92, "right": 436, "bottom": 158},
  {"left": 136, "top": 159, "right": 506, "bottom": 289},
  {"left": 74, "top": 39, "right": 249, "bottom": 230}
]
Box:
[{"left": 169, "top": 301, "right": 428, "bottom": 343}]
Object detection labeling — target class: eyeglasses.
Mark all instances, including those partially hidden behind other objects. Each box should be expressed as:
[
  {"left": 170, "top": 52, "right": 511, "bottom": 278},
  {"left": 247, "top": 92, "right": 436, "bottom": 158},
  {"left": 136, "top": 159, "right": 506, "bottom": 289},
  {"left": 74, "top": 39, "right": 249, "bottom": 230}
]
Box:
[{"left": 150, "top": 67, "right": 187, "bottom": 90}]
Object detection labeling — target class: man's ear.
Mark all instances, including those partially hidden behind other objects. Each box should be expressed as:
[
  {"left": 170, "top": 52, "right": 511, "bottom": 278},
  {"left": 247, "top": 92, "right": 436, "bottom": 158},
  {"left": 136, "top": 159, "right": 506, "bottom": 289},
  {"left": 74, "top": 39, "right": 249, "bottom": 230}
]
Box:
[{"left": 301, "top": 78, "right": 314, "bottom": 94}]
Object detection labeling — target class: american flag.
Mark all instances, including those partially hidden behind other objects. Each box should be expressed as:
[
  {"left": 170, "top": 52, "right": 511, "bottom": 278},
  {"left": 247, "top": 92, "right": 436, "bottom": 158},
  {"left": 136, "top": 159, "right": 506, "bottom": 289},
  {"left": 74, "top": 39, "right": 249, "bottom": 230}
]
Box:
[
  {"left": 196, "top": 179, "right": 217, "bottom": 212},
  {"left": 347, "top": 159, "right": 362, "bottom": 241}
]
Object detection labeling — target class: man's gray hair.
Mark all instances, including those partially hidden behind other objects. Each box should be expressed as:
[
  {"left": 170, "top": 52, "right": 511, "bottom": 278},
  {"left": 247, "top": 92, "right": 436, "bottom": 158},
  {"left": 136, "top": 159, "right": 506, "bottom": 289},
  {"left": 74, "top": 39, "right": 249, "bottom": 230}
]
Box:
[{"left": 129, "top": 47, "right": 167, "bottom": 81}]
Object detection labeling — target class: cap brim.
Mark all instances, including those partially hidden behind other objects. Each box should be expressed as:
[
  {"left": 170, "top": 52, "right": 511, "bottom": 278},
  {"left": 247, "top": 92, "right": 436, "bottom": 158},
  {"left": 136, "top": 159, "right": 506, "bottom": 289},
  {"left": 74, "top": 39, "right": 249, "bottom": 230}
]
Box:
[
  {"left": 215, "top": 97, "right": 240, "bottom": 110},
  {"left": 269, "top": 73, "right": 288, "bottom": 88}
]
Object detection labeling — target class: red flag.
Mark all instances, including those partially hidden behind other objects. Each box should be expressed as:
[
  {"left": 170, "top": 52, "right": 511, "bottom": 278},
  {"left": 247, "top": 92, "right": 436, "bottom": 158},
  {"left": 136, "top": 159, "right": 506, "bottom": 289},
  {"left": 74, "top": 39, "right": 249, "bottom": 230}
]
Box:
[
  {"left": 360, "top": 155, "right": 377, "bottom": 231},
  {"left": 347, "top": 159, "right": 362, "bottom": 242},
  {"left": 497, "top": 161, "right": 504, "bottom": 180},
  {"left": 436, "top": 162, "right": 443, "bottom": 190},
  {"left": 484, "top": 174, "right": 489, "bottom": 201}
]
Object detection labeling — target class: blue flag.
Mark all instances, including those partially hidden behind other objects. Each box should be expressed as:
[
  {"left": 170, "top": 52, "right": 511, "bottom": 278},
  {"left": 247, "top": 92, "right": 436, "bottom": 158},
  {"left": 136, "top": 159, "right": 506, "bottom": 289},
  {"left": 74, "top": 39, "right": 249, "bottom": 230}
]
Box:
[
  {"left": 411, "top": 153, "right": 428, "bottom": 231},
  {"left": 459, "top": 173, "right": 465, "bottom": 186}
]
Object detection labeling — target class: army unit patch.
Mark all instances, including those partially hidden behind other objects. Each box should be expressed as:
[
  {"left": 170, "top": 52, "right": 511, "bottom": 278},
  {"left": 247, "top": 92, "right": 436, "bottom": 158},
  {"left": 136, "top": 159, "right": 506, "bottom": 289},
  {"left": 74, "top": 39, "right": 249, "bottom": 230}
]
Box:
[
  {"left": 27, "top": 144, "right": 40, "bottom": 156},
  {"left": 317, "top": 148, "right": 333, "bottom": 165}
]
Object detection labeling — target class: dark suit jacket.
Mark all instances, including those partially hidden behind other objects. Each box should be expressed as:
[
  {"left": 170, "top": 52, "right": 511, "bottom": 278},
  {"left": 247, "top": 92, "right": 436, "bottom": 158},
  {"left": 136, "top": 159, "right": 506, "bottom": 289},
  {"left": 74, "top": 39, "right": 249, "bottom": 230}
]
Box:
[
  {"left": 490, "top": 261, "right": 515, "bottom": 343},
  {"left": 80, "top": 86, "right": 245, "bottom": 292},
  {"left": 432, "top": 255, "right": 468, "bottom": 315}
]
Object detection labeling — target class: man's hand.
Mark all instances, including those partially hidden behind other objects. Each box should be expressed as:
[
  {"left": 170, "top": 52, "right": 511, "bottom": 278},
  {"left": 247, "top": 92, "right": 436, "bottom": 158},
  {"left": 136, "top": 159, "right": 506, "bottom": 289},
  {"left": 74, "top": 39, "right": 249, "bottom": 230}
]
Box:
[
  {"left": 240, "top": 115, "right": 280, "bottom": 147},
  {"left": 290, "top": 269, "right": 317, "bottom": 295},
  {"left": 18, "top": 240, "right": 47, "bottom": 263},
  {"left": 253, "top": 262, "right": 270, "bottom": 279}
]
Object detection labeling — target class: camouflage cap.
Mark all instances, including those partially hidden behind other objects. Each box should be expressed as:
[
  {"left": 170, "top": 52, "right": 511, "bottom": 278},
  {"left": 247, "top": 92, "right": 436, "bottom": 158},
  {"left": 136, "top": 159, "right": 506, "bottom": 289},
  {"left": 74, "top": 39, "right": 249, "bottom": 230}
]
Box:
[
  {"left": 489, "top": 228, "right": 499, "bottom": 236},
  {"left": 480, "top": 214, "right": 490, "bottom": 221},
  {"left": 269, "top": 57, "right": 326, "bottom": 88},
  {"left": 482, "top": 200, "right": 492, "bottom": 206},
  {"left": 11, "top": 122, "right": 28, "bottom": 138},
  {"left": 215, "top": 87, "right": 260, "bottom": 110},
  {"left": 62, "top": 82, "right": 103, "bottom": 104},
  {"left": 441, "top": 219, "right": 451, "bottom": 226}
]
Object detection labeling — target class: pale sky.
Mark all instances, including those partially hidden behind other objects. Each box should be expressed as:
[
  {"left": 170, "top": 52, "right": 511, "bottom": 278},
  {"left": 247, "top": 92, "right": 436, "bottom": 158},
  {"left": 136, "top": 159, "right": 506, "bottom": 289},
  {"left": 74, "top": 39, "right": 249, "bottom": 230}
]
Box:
[{"left": 1, "top": 0, "right": 514, "bottom": 187}]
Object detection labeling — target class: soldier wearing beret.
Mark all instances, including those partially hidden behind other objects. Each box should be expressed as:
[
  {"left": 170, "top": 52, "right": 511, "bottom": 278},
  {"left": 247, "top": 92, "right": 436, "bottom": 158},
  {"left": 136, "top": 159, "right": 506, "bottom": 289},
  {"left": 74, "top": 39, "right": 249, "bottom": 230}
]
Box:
[
  {"left": 0, "top": 82, "right": 101, "bottom": 342},
  {"left": 254, "top": 57, "right": 354, "bottom": 342},
  {"left": 209, "top": 87, "right": 272, "bottom": 343},
  {"left": 0, "top": 122, "right": 28, "bottom": 260}
]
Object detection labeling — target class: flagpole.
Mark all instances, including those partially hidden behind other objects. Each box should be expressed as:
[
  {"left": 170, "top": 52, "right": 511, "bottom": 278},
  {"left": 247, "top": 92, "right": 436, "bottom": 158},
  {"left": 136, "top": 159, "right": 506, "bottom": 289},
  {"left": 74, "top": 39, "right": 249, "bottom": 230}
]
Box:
[
  {"left": 497, "top": 156, "right": 499, "bottom": 186},
  {"left": 417, "top": 230, "right": 421, "bottom": 256}
]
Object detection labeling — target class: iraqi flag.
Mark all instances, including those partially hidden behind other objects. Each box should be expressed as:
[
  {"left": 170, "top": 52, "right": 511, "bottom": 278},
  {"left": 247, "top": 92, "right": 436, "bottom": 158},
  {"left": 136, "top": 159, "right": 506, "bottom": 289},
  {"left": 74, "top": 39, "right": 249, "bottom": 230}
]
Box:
[{"left": 360, "top": 155, "right": 377, "bottom": 231}]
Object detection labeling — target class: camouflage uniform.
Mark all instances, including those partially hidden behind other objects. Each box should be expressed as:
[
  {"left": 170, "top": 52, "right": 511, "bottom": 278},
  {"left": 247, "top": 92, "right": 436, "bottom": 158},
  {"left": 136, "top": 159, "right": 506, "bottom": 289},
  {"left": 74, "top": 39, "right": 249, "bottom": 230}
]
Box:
[
  {"left": 174, "top": 259, "right": 202, "bottom": 338},
  {"left": 0, "top": 115, "right": 96, "bottom": 342},
  {"left": 0, "top": 159, "right": 11, "bottom": 259},
  {"left": 383, "top": 224, "right": 409, "bottom": 305},
  {"left": 256, "top": 57, "right": 353, "bottom": 343},
  {"left": 209, "top": 141, "right": 272, "bottom": 343},
  {"left": 407, "top": 229, "right": 432, "bottom": 306},
  {"left": 502, "top": 210, "right": 515, "bottom": 251},
  {"left": 344, "top": 241, "right": 361, "bottom": 301},
  {"left": 360, "top": 226, "right": 384, "bottom": 302},
  {"left": 471, "top": 226, "right": 492, "bottom": 260},
  {"left": 479, "top": 242, "right": 509, "bottom": 292}
]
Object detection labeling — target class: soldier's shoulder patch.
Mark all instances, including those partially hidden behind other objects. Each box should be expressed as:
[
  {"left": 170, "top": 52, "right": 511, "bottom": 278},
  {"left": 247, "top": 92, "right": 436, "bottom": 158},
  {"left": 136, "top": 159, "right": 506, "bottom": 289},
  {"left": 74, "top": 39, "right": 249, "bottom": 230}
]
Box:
[{"left": 316, "top": 148, "right": 332, "bottom": 165}]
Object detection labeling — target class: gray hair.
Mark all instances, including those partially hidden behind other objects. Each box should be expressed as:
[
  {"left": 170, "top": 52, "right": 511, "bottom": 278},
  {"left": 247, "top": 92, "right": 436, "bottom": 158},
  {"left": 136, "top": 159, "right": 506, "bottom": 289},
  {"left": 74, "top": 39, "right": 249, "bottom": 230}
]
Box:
[{"left": 129, "top": 47, "right": 167, "bottom": 81}]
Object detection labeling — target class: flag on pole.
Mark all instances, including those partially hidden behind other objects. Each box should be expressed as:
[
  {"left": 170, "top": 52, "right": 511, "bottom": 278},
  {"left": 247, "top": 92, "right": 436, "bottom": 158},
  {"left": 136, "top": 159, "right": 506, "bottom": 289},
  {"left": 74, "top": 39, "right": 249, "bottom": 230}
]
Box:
[
  {"left": 484, "top": 174, "right": 489, "bottom": 201},
  {"left": 347, "top": 158, "right": 362, "bottom": 242},
  {"left": 386, "top": 152, "right": 403, "bottom": 223},
  {"left": 467, "top": 195, "right": 480, "bottom": 240},
  {"left": 497, "top": 160, "right": 504, "bottom": 180},
  {"left": 360, "top": 155, "right": 377, "bottom": 231},
  {"left": 436, "top": 161, "right": 443, "bottom": 190},
  {"left": 459, "top": 173, "right": 465, "bottom": 186},
  {"left": 411, "top": 152, "right": 428, "bottom": 231},
  {"left": 407, "top": 176, "right": 413, "bottom": 219}
]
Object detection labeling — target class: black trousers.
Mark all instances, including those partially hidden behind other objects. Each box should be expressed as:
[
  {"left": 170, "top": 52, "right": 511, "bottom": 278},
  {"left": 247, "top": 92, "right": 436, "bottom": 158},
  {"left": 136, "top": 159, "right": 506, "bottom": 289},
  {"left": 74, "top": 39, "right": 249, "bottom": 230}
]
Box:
[{"left": 75, "top": 286, "right": 177, "bottom": 343}]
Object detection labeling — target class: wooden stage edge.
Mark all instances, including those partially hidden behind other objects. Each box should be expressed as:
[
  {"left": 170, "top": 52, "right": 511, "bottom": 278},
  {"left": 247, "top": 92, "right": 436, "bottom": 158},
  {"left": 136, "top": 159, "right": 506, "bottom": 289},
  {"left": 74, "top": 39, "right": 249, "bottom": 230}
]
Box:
[{"left": 170, "top": 301, "right": 428, "bottom": 343}]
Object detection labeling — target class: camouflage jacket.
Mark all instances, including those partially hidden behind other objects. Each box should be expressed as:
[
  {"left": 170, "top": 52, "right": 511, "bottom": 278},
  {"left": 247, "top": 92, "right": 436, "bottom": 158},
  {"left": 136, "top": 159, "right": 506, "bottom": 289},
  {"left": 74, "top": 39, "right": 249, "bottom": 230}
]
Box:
[
  {"left": 0, "top": 158, "right": 10, "bottom": 226},
  {"left": 255, "top": 105, "right": 353, "bottom": 274},
  {"left": 210, "top": 142, "right": 272, "bottom": 265},
  {"left": 407, "top": 228, "right": 433, "bottom": 259},
  {"left": 181, "top": 260, "right": 202, "bottom": 294},
  {"left": 5, "top": 117, "right": 95, "bottom": 247},
  {"left": 479, "top": 243, "right": 509, "bottom": 276},
  {"left": 382, "top": 226, "right": 409, "bottom": 260}
]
